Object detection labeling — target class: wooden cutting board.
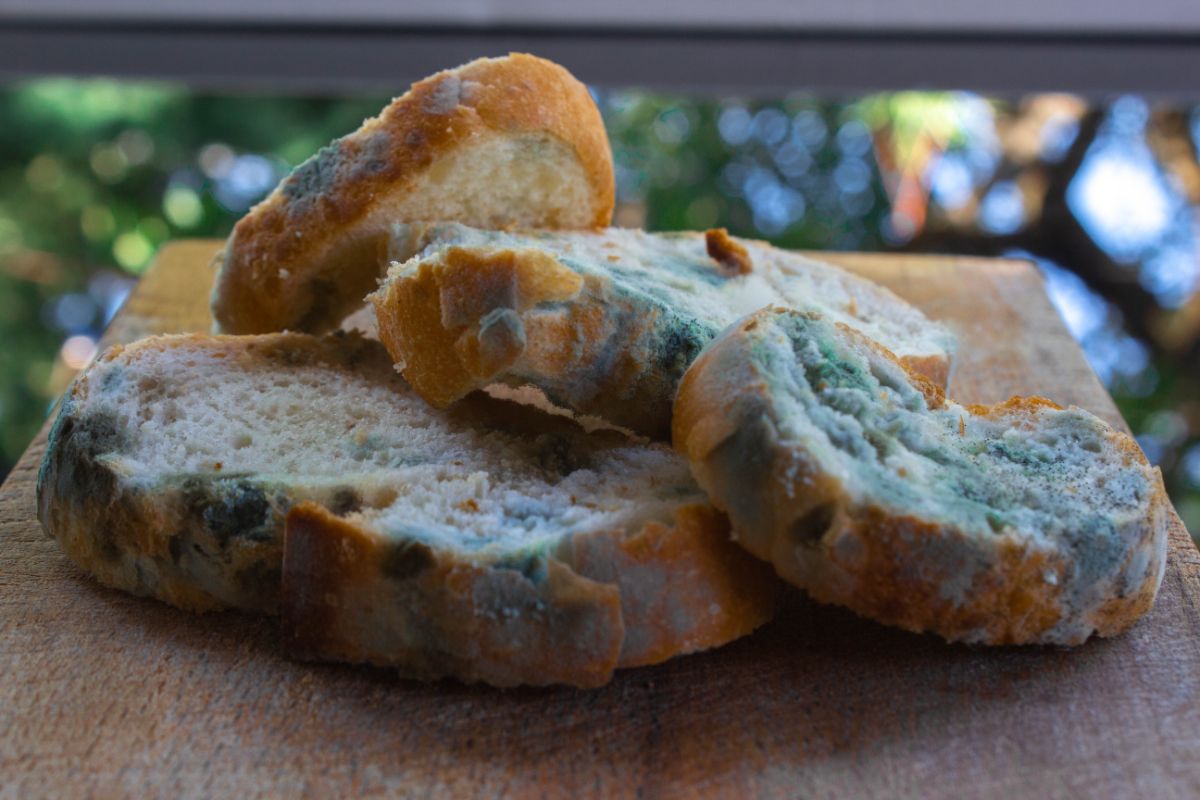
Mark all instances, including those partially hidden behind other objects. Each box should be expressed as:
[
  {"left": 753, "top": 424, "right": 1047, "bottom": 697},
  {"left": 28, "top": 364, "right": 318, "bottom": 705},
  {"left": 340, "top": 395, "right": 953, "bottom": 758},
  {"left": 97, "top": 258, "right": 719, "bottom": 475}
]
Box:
[{"left": 2, "top": 241, "right": 1197, "bottom": 799}]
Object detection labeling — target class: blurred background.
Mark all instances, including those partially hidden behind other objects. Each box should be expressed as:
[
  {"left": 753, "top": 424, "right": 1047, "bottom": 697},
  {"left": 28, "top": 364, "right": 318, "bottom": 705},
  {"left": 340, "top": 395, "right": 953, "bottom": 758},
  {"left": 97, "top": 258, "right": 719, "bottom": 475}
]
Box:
[{"left": 0, "top": 3, "right": 1198, "bottom": 537}]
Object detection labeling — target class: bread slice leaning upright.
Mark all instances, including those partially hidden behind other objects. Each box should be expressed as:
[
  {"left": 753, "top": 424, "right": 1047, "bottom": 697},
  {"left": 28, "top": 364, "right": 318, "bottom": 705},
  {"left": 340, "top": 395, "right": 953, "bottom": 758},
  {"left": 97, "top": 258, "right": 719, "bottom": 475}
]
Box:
[
  {"left": 210, "top": 53, "right": 615, "bottom": 335},
  {"left": 371, "top": 223, "right": 955, "bottom": 439},
  {"left": 673, "top": 307, "right": 1169, "bottom": 645},
  {"left": 37, "top": 333, "right": 778, "bottom": 687}
]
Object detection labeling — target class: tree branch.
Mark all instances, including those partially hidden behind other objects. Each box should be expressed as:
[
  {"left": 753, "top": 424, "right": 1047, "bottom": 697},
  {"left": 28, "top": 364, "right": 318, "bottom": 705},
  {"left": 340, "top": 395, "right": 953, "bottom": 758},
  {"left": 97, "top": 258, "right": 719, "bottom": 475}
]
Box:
[{"left": 905, "top": 106, "right": 1169, "bottom": 354}]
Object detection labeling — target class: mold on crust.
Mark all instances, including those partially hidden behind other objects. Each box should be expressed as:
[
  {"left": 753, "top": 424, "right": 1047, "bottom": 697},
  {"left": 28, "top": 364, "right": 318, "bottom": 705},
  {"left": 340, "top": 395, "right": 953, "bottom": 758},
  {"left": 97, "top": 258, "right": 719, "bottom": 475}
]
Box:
[
  {"left": 673, "top": 307, "right": 1169, "bottom": 646},
  {"left": 210, "top": 53, "right": 615, "bottom": 336},
  {"left": 37, "top": 332, "right": 779, "bottom": 687},
  {"left": 283, "top": 503, "right": 625, "bottom": 689},
  {"left": 372, "top": 223, "right": 956, "bottom": 440}
]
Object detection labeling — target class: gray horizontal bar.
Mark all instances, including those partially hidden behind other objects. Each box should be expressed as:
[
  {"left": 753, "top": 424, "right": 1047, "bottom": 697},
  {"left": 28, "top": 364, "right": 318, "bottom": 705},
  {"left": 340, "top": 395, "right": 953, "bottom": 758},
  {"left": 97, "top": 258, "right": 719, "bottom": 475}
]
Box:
[
  {"left": 0, "top": 26, "right": 1197, "bottom": 97},
  {"left": 4, "top": 0, "right": 1200, "bottom": 35}
]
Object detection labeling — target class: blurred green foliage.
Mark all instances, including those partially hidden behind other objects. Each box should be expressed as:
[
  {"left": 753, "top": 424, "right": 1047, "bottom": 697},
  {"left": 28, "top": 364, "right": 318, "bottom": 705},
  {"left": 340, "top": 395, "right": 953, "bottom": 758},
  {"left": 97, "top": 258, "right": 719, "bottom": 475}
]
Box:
[
  {"left": 0, "top": 78, "right": 1197, "bottom": 538},
  {"left": 604, "top": 93, "right": 891, "bottom": 249}
]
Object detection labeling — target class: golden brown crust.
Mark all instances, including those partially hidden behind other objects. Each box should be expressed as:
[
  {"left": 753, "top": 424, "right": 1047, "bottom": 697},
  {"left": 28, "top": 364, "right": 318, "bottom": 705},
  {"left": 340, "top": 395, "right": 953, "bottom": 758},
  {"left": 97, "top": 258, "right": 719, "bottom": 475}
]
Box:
[
  {"left": 283, "top": 500, "right": 780, "bottom": 687},
  {"left": 965, "top": 395, "right": 1062, "bottom": 417},
  {"left": 898, "top": 354, "right": 950, "bottom": 402},
  {"left": 832, "top": 320, "right": 949, "bottom": 410},
  {"left": 672, "top": 322, "right": 767, "bottom": 471},
  {"left": 803, "top": 509, "right": 1070, "bottom": 643},
  {"left": 282, "top": 503, "right": 625, "bottom": 688},
  {"left": 798, "top": 491, "right": 1169, "bottom": 644},
  {"left": 375, "top": 251, "right": 686, "bottom": 438},
  {"left": 374, "top": 246, "right": 585, "bottom": 408},
  {"left": 673, "top": 308, "right": 1170, "bottom": 645},
  {"left": 211, "top": 53, "right": 614, "bottom": 335},
  {"left": 561, "top": 504, "right": 781, "bottom": 668}
]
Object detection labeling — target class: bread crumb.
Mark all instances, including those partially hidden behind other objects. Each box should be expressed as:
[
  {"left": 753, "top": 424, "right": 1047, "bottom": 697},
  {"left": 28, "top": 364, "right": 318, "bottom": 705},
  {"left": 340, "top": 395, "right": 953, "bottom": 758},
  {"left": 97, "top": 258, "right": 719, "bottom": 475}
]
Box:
[{"left": 705, "top": 228, "right": 753, "bottom": 276}]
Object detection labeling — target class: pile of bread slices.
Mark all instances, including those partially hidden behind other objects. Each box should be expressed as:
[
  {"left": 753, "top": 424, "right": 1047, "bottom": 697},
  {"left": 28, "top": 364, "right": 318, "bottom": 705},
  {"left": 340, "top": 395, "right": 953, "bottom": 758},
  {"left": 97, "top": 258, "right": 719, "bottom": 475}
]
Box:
[{"left": 37, "top": 54, "right": 1170, "bottom": 688}]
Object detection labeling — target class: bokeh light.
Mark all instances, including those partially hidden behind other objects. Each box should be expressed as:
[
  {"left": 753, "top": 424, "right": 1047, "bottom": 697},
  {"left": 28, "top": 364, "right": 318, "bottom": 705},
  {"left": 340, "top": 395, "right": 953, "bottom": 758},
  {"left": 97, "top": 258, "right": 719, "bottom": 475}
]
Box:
[
  {"left": 59, "top": 335, "right": 96, "bottom": 370},
  {"left": 163, "top": 185, "right": 204, "bottom": 228},
  {"left": 212, "top": 154, "right": 280, "bottom": 212},
  {"left": 112, "top": 230, "right": 154, "bottom": 272},
  {"left": 978, "top": 181, "right": 1025, "bottom": 234},
  {"left": 1069, "top": 142, "right": 1175, "bottom": 261}
]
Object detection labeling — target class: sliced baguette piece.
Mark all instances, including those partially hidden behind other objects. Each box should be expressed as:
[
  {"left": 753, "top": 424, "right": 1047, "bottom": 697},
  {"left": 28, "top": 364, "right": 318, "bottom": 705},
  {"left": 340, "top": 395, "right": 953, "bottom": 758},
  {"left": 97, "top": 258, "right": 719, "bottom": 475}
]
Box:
[
  {"left": 36, "top": 333, "right": 778, "bottom": 687},
  {"left": 673, "top": 306, "right": 1169, "bottom": 645},
  {"left": 370, "top": 223, "right": 955, "bottom": 439},
  {"left": 210, "top": 53, "right": 615, "bottom": 336}
]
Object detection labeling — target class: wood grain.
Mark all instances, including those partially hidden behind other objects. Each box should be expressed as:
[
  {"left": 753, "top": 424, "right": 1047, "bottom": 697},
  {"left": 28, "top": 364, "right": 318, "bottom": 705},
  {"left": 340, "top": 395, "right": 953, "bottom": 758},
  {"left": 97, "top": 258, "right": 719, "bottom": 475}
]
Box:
[{"left": 1, "top": 241, "right": 1197, "bottom": 799}]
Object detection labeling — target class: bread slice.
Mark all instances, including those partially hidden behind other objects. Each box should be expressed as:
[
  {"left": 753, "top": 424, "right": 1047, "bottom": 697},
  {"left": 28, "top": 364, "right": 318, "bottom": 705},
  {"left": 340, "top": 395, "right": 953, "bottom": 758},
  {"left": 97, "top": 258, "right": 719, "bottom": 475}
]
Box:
[
  {"left": 673, "top": 307, "right": 1169, "bottom": 645},
  {"left": 36, "top": 333, "right": 778, "bottom": 687},
  {"left": 210, "top": 53, "right": 615, "bottom": 336},
  {"left": 370, "top": 223, "right": 955, "bottom": 439}
]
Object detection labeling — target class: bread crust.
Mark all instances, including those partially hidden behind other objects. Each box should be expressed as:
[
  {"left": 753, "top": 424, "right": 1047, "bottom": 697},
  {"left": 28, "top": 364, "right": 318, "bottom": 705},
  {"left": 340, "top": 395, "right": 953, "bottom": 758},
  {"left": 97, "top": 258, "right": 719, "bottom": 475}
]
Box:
[
  {"left": 673, "top": 308, "right": 1170, "bottom": 645},
  {"left": 374, "top": 246, "right": 684, "bottom": 437},
  {"left": 210, "top": 53, "right": 614, "bottom": 335},
  {"left": 559, "top": 503, "right": 781, "bottom": 668},
  {"left": 40, "top": 332, "right": 778, "bottom": 687},
  {"left": 283, "top": 500, "right": 779, "bottom": 687},
  {"left": 37, "top": 402, "right": 265, "bottom": 613},
  {"left": 374, "top": 227, "right": 954, "bottom": 440},
  {"left": 35, "top": 333, "right": 400, "bottom": 614},
  {"left": 282, "top": 503, "right": 626, "bottom": 688}
]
